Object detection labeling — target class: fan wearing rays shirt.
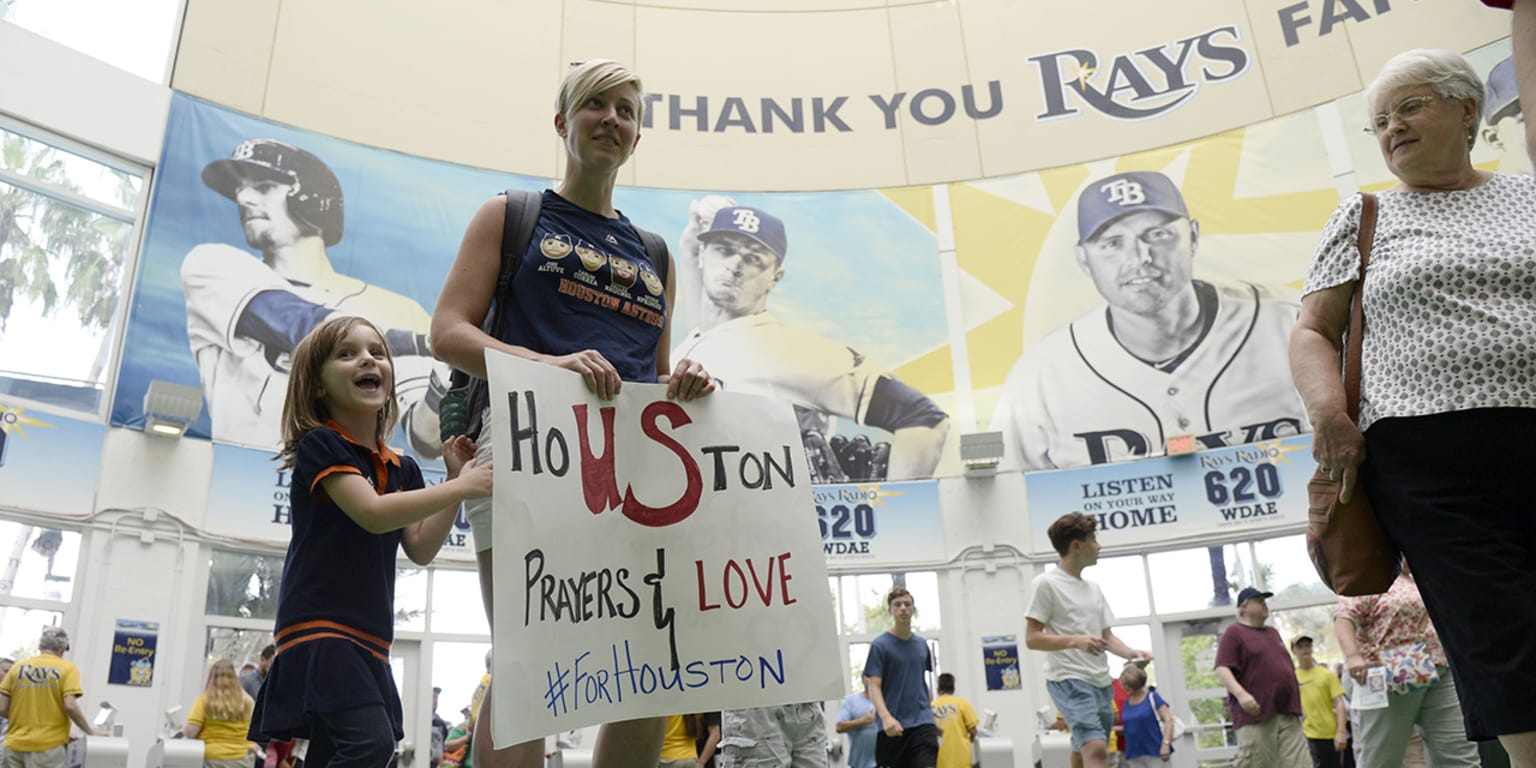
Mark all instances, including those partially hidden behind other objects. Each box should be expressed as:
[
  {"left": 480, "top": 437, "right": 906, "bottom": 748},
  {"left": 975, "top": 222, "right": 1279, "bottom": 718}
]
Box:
[{"left": 991, "top": 170, "right": 1309, "bottom": 471}]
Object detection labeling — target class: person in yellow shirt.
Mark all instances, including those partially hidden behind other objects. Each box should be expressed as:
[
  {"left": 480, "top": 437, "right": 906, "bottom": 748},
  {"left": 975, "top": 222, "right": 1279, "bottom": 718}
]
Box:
[
  {"left": 658, "top": 715, "right": 698, "bottom": 768},
  {"left": 0, "top": 627, "right": 104, "bottom": 768},
  {"left": 184, "top": 659, "right": 257, "bottom": 768},
  {"left": 931, "top": 674, "right": 979, "bottom": 768},
  {"left": 1290, "top": 636, "right": 1347, "bottom": 768}
]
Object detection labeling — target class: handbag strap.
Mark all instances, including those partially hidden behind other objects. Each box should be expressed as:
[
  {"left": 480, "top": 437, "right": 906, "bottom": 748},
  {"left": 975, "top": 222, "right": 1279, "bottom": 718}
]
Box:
[{"left": 1345, "top": 193, "right": 1377, "bottom": 421}]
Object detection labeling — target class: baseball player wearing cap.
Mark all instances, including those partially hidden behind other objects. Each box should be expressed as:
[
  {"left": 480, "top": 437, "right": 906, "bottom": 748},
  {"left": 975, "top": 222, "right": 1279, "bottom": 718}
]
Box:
[
  {"left": 674, "top": 198, "right": 950, "bottom": 482},
  {"left": 1216, "top": 588, "right": 1309, "bottom": 768},
  {"left": 992, "top": 171, "right": 1308, "bottom": 472},
  {"left": 180, "top": 139, "right": 445, "bottom": 455},
  {"left": 0, "top": 627, "right": 106, "bottom": 768}
]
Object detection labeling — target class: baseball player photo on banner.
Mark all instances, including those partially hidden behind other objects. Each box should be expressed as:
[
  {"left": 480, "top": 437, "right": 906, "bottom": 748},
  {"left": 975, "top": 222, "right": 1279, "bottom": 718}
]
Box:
[
  {"left": 112, "top": 93, "right": 532, "bottom": 462},
  {"left": 632, "top": 190, "right": 953, "bottom": 485},
  {"left": 486, "top": 350, "right": 842, "bottom": 745},
  {"left": 949, "top": 108, "right": 1342, "bottom": 472}
]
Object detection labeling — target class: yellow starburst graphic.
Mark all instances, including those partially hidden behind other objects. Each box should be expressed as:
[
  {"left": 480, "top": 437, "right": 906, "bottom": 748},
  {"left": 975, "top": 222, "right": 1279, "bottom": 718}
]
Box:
[
  {"left": 1251, "top": 439, "right": 1309, "bottom": 466},
  {"left": 0, "top": 404, "right": 54, "bottom": 439},
  {"left": 854, "top": 484, "right": 905, "bottom": 507}
]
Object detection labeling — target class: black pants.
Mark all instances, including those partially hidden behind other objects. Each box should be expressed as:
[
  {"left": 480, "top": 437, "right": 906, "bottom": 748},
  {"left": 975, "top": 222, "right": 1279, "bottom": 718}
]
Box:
[
  {"left": 303, "top": 705, "right": 396, "bottom": 768},
  {"left": 1307, "top": 738, "right": 1341, "bottom": 768},
  {"left": 1362, "top": 408, "right": 1536, "bottom": 740},
  {"left": 876, "top": 724, "right": 938, "bottom": 768}
]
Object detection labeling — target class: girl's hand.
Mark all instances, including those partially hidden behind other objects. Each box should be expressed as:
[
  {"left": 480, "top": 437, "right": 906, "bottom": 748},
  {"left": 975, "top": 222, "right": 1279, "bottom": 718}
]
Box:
[
  {"left": 455, "top": 458, "right": 494, "bottom": 500},
  {"left": 443, "top": 435, "right": 477, "bottom": 478},
  {"left": 1160, "top": 742, "right": 1171, "bottom": 760},
  {"left": 543, "top": 350, "right": 621, "bottom": 400},
  {"left": 662, "top": 358, "right": 715, "bottom": 401}
]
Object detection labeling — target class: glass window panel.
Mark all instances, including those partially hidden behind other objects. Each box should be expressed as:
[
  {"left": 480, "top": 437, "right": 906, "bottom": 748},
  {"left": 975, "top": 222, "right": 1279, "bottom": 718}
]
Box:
[
  {"left": 0, "top": 523, "right": 78, "bottom": 602},
  {"left": 205, "top": 550, "right": 284, "bottom": 620},
  {"left": 1149, "top": 544, "right": 1253, "bottom": 614},
  {"left": 1254, "top": 535, "right": 1333, "bottom": 602},
  {"left": 847, "top": 641, "right": 871, "bottom": 695},
  {"left": 905, "top": 572, "right": 941, "bottom": 632},
  {"left": 1174, "top": 618, "right": 1230, "bottom": 693},
  {"left": 430, "top": 569, "right": 488, "bottom": 635},
  {"left": 203, "top": 627, "right": 273, "bottom": 671},
  {"left": 1094, "top": 555, "right": 1150, "bottom": 619},
  {"left": 1110, "top": 623, "right": 1155, "bottom": 686},
  {"left": 0, "top": 0, "right": 180, "bottom": 83},
  {"left": 396, "top": 566, "right": 427, "bottom": 631},
  {"left": 0, "top": 607, "right": 62, "bottom": 660},
  {"left": 1271, "top": 604, "right": 1346, "bottom": 668},
  {"left": 0, "top": 179, "right": 135, "bottom": 413},
  {"left": 433, "top": 641, "right": 491, "bottom": 726},
  {"left": 0, "top": 127, "right": 143, "bottom": 210},
  {"left": 839, "top": 574, "right": 897, "bottom": 635}
]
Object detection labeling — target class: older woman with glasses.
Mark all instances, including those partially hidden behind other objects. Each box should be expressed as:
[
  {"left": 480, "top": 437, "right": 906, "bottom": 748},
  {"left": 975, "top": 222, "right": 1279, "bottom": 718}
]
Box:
[{"left": 1289, "top": 48, "right": 1536, "bottom": 767}]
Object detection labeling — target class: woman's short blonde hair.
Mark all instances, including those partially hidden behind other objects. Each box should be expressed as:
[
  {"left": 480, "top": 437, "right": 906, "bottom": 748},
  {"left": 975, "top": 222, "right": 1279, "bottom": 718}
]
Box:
[
  {"left": 1364, "top": 49, "right": 1485, "bottom": 149},
  {"left": 557, "top": 59, "right": 644, "bottom": 122}
]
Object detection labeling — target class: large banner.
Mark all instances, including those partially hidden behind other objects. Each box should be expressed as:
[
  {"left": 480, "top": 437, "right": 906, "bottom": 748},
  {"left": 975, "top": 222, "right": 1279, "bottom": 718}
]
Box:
[
  {"left": 952, "top": 108, "right": 1341, "bottom": 476},
  {"left": 175, "top": 0, "right": 1509, "bottom": 190},
  {"left": 0, "top": 400, "right": 104, "bottom": 516},
  {"left": 1023, "top": 435, "right": 1314, "bottom": 556},
  {"left": 114, "top": 94, "right": 951, "bottom": 484},
  {"left": 814, "top": 480, "right": 945, "bottom": 567},
  {"left": 487, "top": 352, "right": 841, "bottom": 745},
  {"left": 201, "top": 443, "right": 472, "bottom": 559}
]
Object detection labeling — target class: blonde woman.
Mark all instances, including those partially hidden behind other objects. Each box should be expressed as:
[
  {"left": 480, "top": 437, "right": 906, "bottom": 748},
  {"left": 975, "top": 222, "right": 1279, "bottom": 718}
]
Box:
[
  {"left": 432, "top": 59, "right": 714, "bottom": 768},
  {"left": 184, "top": 660, "right": 257, "bottom": 768}
]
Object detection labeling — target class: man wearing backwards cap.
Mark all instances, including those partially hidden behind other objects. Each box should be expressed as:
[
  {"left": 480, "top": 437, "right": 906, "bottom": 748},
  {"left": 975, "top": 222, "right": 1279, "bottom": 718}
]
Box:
[
  {"left": 991, "top": 170, "right": 1307, "bottom": 472},
  {"left": 1215, "top": 588, "right": 1309, "bottom": 768},
  {"left": 179, "top": 138, "right": 445, "bottom": 456},
  {"left": 674, "top": 198, "right": 949, "bottom": 482}
]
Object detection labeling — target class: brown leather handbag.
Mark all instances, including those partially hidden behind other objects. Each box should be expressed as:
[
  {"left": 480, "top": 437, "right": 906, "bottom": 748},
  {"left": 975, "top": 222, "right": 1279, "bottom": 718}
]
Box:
[{"left": 1305, "top": 192, "right": 1400, "bottom": 597}]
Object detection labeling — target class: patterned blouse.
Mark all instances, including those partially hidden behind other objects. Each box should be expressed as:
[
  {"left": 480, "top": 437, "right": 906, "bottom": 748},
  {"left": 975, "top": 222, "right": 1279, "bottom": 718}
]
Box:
[
  {"left": 1333, "top": 574, "right": 1447, "bottom": 666},
  {"left": 1303, "top": 174, "right": 1536, "bottom": 431}
]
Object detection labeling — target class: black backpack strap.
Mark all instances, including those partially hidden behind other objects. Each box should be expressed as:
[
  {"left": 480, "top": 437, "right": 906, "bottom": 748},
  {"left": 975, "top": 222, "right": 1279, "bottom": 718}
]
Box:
[
  {"left": 485, "top": 189, "right": 543, "bottom": 339},
  {"left": 637, "top": 227, "right": 671, "bottom": 291}
]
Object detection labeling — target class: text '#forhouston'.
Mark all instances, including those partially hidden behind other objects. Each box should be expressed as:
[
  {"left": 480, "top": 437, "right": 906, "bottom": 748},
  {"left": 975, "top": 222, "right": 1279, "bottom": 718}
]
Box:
[{"left": 543, "top": 639, "right": 787, "bottom": 717}]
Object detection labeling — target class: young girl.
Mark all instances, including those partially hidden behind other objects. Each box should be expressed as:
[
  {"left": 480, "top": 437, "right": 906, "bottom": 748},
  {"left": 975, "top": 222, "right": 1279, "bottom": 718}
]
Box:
[
  {"left": 184, "top": 659, "right": 256, "bottom": 768},
  {"left": 250, "top": 315, "right": 493, "bottom": 768}
]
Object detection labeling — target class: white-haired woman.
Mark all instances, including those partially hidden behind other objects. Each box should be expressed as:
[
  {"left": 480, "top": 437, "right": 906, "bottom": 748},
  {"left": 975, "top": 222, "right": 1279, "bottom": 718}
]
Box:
[
  {"left": 431, "top": 60, "right": 714, "bottom": 768},
  {"left": 1290, "top": 48, "right": 1536, "bottom": 766}
]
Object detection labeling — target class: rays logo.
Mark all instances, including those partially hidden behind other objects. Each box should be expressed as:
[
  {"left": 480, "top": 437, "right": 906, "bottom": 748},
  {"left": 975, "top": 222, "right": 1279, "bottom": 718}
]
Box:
[
  {"left": 731, "top": 209, "right": 761, "bottom": 234},
  {"left": 1029, "top": 25, "right": 1251, "bottom": 122},
  {"left": 1102, "top": 179, "right": 1145, "bottom": 206}
]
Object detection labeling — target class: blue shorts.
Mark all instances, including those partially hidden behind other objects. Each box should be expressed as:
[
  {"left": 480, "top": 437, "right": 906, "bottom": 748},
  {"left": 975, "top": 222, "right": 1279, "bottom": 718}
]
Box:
[{"left": 1047, "top": 679, "right": 1114, "bottom": 753}]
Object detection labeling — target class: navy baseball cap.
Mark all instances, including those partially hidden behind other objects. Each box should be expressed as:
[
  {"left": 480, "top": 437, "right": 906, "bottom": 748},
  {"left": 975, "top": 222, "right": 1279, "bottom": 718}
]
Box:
[
  {"left": 699, "top": 206, "right": 788, "bottom": 262},
  {"left": 1236, "top": 587, "right": 1273, "bottom": 606},
  {"left": 1486, "top": 57, "right": 1520, "bottom": 125},
  {"left": 1076, "top": 171, "right": 1189, "bottom": 244}
]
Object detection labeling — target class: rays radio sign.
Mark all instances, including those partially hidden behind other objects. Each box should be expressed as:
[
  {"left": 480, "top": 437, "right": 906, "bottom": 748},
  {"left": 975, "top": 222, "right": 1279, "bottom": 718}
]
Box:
[{"left": 1029, "top": 24, "right": 1252, "bottom": 121}]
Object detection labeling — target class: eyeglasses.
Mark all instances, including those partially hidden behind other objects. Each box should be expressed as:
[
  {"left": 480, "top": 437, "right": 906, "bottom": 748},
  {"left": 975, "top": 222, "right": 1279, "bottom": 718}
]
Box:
[{"left": 1363, "top": 95, "right": 1438, "bottom": 135}]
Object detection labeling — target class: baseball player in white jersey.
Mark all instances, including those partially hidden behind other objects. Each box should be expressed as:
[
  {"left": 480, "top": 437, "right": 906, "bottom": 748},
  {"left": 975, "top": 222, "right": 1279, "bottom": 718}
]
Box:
[
  {"left": 181, "top": 139, "right": 445, "bottom": 456},
  {"left": 674, "top": 199, "right": 949, "bottom": 482},
  {"left": 992, "top": 170, "right": 1308, "bottom": 471}
]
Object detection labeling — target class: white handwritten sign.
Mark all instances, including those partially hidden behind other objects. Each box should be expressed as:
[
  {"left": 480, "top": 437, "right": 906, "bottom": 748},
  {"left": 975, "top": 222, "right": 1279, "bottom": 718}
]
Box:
[{"left": 487, "top": 351, "right": 842, "bottom": 746}]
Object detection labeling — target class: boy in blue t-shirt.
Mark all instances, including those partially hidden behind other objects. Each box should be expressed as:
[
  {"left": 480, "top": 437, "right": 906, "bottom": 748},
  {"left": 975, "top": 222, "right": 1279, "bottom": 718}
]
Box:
[{"left": 863, "top": 587, "right": 938, "bottom": 768}]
